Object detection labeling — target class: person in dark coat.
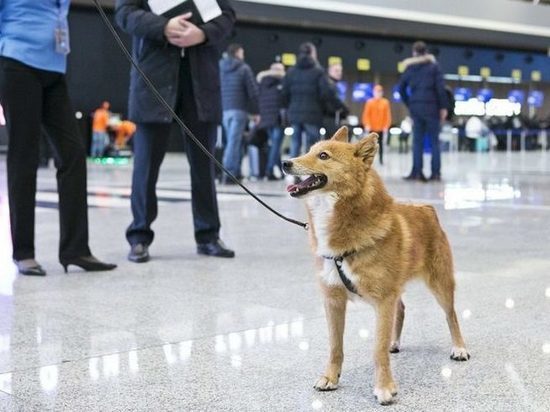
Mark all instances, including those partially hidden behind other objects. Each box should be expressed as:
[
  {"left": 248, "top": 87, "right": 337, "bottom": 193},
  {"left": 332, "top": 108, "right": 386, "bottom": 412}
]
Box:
[
  {"left": 256, "top": 62, "right": 285, "bottom": 180},
  {"left": 115, "top": 0, "right": 236, "bottom": 261},
  {"left": 282, "top": 42, "right": 333, "bottom": 159},
  {"left": 323, "top": 62, "right": 349, "bottom": 139},
  {"left": 398, "top": 41, "right": 448, "bottom": 182},
  {"left": 219, "top": 44, "right": 259, "bottom": 182}
]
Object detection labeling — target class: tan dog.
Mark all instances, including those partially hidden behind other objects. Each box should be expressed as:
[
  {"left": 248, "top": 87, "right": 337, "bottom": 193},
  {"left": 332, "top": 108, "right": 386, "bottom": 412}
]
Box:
[{"left": 283, "top": 126, "right": 469, "bottom": 405}]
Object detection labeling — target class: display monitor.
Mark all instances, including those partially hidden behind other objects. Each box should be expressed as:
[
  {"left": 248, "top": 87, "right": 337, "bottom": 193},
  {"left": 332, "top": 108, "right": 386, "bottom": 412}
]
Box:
[{"left": 352, "top": 83, "right": 373, "bottom": 102}]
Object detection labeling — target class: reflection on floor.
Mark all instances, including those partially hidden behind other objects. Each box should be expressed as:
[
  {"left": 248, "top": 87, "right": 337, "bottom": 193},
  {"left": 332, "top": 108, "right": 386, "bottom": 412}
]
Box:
[{"left": 0, "top": 151, "right": 549, "bottom": 411}]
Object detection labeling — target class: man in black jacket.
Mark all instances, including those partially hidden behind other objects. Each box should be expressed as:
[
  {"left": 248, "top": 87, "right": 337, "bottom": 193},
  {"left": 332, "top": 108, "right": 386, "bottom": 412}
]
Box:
[
  {"left": 115, "top": 0, "right": 235, "bottom": 261},
  {"left": 398, "top": 41, "right": 448, "bottom": 182},
  {"left": 282, "top": 42, "right": 333, "bottom": 160},
  {"left": 219, "top": 44, "right": 259, "bottom": 182}
]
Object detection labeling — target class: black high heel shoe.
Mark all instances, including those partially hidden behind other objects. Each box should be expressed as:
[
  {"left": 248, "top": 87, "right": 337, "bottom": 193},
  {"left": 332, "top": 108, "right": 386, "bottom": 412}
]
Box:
[{"left": 60, "top": 255, "right": 117, "bottom": 273}]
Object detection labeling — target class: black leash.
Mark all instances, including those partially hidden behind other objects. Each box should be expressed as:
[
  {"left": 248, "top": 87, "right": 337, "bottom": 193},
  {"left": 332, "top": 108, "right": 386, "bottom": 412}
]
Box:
[{"left": 91, "top": 0, "right": 308, "bottom": 230}]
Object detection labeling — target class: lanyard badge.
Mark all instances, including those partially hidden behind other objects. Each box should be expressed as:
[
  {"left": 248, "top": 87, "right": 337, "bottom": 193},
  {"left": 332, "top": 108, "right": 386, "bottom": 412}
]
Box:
[{"left": 55, "top": 1, "right": 70, "bottom": 55}]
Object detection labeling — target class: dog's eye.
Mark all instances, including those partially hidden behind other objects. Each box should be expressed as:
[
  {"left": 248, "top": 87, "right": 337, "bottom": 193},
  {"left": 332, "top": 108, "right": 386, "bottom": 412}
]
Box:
[{"left": 318, "top": 152, "right": 330, "bottom": 160}]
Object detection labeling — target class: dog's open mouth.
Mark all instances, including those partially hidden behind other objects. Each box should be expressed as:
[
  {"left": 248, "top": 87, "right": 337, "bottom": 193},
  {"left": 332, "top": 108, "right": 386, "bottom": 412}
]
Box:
[{"left": 286, "top": 174, "right": 327, "bottom": 197}]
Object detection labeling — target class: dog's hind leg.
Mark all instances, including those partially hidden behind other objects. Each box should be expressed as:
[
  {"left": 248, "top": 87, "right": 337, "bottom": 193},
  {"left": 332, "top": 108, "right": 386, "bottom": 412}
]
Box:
[
  {"left": 389, "top": 298, "right": 405, "bottom": 353},
  {"left": 373, "top": 297, "right": 398, "bottom": 405},
  {"left": 426, "top": 264, "right": 470, "bottom": 361},
  {"left": 314, "top": 287, "right": 347, "bottom": 391}
]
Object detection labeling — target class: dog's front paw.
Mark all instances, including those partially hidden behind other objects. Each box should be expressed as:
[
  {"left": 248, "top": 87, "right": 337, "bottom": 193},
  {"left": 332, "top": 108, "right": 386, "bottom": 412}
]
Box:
[
  {"left": 389, "top": 340, "right": 401, "bottom": 353},
  {"left": 313, "top": 376, "right": 339, "bottom": 391},
  {"left": 450, "top": 346, "right": 470, "bottom": 361},
  {"left": 373, "top": 383, "right": 397, "bottom": 405}
]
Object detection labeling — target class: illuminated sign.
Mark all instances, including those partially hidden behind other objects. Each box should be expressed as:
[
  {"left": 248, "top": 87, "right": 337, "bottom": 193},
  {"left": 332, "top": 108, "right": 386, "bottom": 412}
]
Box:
[
  {"left": 352, "top": 83, "right": 373, "bottom": 102},
  {"left": 454, "top": 87, "right": 472, "bottom": 102},
  {"left": 511, "top": 69, "right": 522, "bottom": 82},
  {"left": 508, "top": 90, "right": 525, "bottom": 104},
  {"left": 281, "top": 53, "right": 296, "bottom": 66},
  {"left": 335, "top": 81, "right": 348, "bottom": 101},
  {"left": 531, "top": 71, "right": 542, "bottom": 82},
  {"left": 527, "top": 91, "right": 544, "bottom": 108},
  {"left": 357, "top": 58, "right": 371, "bottom": 71},
  {"left": 458, "top": 66, "right": 469, "bottom": 76},
  {"left": 328, "top": 56, "right": 342, "bottom": 66},
  {"left": 480, "top": 67, "right": 491, "bottom": 78}
]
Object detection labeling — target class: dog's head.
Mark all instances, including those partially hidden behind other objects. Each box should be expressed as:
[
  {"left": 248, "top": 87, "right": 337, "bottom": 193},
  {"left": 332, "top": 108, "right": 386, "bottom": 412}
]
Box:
[{"left": 283, "top": 126, "right": 379, "bottom": 198}]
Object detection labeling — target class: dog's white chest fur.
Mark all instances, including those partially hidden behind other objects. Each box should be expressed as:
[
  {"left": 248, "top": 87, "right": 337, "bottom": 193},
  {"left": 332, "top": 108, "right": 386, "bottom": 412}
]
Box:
[
  {"left": 307, "top": 193, "right": 338, "bottom": 258},
  {"left": 308, "top": 194, "right": 360, "bottom": 294}
]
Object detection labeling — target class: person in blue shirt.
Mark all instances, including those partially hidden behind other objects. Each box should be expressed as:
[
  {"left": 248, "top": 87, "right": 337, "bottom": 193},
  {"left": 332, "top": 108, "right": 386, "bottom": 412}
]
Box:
[
  {"left": 398, "top": 41, "right": 448, "bottom": 182},
  {"left": 0, "top": 0, "right": 116, "bottom": 275}
]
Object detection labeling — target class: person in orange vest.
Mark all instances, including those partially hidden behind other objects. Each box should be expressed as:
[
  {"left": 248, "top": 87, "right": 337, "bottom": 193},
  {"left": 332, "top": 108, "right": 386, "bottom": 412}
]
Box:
[
  {"left": 115, "top": 120, "right": 136, "bottom": 150},
  {"left": 361, "top": 85, "right": 392, "bottom": 164},
  {"left": 91, "top": 101, "right": 110, "bottom": 157}
]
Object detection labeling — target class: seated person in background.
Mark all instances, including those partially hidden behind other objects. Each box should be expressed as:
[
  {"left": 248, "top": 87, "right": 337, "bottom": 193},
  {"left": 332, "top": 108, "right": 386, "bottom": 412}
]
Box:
[{"left": 115, "top": 120, "right": 136, "bottom": 150}]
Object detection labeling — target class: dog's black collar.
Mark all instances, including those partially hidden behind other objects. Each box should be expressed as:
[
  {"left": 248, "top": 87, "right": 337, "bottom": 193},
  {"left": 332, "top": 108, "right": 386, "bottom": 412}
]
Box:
[{"left": 322, "top": 251, "right": 360, "bottom": 296}]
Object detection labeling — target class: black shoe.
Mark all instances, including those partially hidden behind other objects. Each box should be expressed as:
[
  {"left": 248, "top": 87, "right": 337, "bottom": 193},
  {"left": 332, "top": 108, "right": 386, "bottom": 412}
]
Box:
[
  {"left": 403, "top": 173, "right": 428, "bottom": 183},
  {"left": 15, "top": 259, "right": 47, "bottom": 276},
  {"left": 197, "top": 239, "right": 235, "bottom": 258},
  {"left": 60, "top": 255, "right": 117, "bottom": 273},
  {"left": 128, "top": 243, "right": 150, "bottom": 263},
  {"left": 429, "top": 174, "right": 441, "bottom": 182}
]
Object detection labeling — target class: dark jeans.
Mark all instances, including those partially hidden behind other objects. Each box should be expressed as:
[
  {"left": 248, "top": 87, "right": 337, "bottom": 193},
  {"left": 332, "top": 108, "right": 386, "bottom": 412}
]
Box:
[
  {"left": 126, "top": 57, "right": 221, "bottom": 246},
  {"left": 372, "top": 130, "right": 384, "bottom": 165},
  {"left": 411, "top": 113, "right": 441, "bottom": 177},
  {"left": 0, "top": 57, "right": 90, "bottom": 261},
  {"left": 265, "top": 126, "right": 283, "bottom": 175},
  {"left": 290, "top": 123, "right": 320, "bottom": 158}
]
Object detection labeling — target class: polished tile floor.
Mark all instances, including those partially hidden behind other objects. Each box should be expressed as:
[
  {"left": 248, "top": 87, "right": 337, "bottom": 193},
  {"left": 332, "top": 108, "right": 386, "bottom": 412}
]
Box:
[{"left": 0, "top": 150, "right": 549, "bottom": 411}]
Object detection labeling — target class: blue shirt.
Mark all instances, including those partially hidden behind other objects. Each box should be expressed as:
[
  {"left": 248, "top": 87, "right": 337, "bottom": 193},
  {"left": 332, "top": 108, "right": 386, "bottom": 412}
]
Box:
[{"left": 0, "top": 0, "right": 71, "bottom": 73}]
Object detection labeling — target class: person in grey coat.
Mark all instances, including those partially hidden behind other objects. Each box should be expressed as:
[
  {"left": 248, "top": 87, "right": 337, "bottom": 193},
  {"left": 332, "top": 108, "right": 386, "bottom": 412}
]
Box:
[
  {"left": 219, "top": 44, "right": 259, "bottom": 182},
  {"left": 115, "top": 0, "right": 236, "bottom": 261}
]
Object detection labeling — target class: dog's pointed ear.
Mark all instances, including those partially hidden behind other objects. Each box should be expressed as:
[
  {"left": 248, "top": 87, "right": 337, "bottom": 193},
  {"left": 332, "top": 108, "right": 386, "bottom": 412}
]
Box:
[
  {"left": 355, "top": 133, "right": 379, "bottom": 167},
  {"left": 330, "top": 126, "right": 349, "bottom": 143}
]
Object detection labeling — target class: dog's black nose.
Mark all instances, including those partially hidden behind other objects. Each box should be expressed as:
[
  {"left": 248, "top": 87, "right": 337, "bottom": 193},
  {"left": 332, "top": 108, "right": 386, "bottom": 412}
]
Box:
[{"left": 281, "top": 160, "right": 293, "bottom": 172}]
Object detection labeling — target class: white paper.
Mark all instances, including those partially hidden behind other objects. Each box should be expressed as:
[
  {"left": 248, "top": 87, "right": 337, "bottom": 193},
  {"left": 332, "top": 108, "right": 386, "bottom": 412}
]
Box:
[
  {"left": 148, "top": 0, "right": 222, "bottom": 23},
  {"left": 194, "top": 0, "right": 222, "bottom": 22}
]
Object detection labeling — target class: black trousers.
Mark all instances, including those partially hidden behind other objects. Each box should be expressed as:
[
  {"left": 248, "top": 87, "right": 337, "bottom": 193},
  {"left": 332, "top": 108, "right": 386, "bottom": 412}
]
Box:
[
  {"left": 372, "top": 130, "right": 384, "bottom": 164},
  {"left": 126, "top": 57, "right": 221, "bottom": 246},
  {"left": 0, "top": 57, "right": 91, "bottom": 261}
]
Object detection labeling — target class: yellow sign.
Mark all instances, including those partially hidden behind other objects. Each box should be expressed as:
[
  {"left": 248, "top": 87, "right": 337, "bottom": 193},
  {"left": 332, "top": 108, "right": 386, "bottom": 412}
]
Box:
[
  {"left": 357, "top": 58, "right": 371, "bottom": 71},
  {"left": 281, "top": 53, "right": 296, "bottom": 66},
  {"left": 397, "top": 62, "right": 405, "bottom": 73},
  {"left": 511, "top": 69, "right": 522, "bottom": 81},
  {"left": 458, "top": 66, "right": 469, "bottom": 76},
  {"left": 328, "top": 56, "right": 342, "bottom": 66},
  {"left": 480, "top": 67, "right": 491, "bottom": 78},
  {"left": 531, "top": 70, "right": 541, "bottom": 81}
]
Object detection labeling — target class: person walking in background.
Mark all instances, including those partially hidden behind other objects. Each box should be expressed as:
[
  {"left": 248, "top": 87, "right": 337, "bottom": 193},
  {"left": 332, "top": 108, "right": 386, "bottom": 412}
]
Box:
[
  {"left": 0, "top": 0, "right": 116, "bottom": 275},
  {"left": 91, "top": 101, "right": 110, "bottom": 157},
  {"left": 361, "top": 84, "right": 391, "bottom": 165},
  {"left": 323, "top": 62, "right": 349, "bottom": 138},
  {"left": 116, "top": 0, "right": 236, "bottom": 261},
  {"left": 219, "top": 44, "right": 259, "bottom": 183},
  {"left": 114, "top": 119, "right": 136, "bottom": 150},
  {"left": 398, "top": 41, "right": 447, "bottom": 182},
  {"left": 256, "top": 62, "right": 285, "bottom": 180},
  {"left": 282, "top": 42, "right": 333, "bottom": 163}
]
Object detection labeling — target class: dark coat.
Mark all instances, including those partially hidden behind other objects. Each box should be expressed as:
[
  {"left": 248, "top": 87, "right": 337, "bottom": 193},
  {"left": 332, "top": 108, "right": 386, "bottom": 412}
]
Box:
[
  {"left": 398, "top": 54, "right": 447, "bottom": 118},
  {"left": 256, "top": 68, "right": 284, "bottom": 128},
  {"left": 115, "top": 0, "right": 235, "bottom": 124},
  {"left": 219, "top": 57, "right": 259, "bottom": 113},
  {"left": 282, "top": 56, "right": 333, "bottom": 126}
]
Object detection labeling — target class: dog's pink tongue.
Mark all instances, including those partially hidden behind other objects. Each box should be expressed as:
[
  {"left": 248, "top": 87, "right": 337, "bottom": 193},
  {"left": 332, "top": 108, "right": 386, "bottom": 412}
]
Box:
[{"left": 286, "top": 184, "right": 297, "bottom": 193}]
